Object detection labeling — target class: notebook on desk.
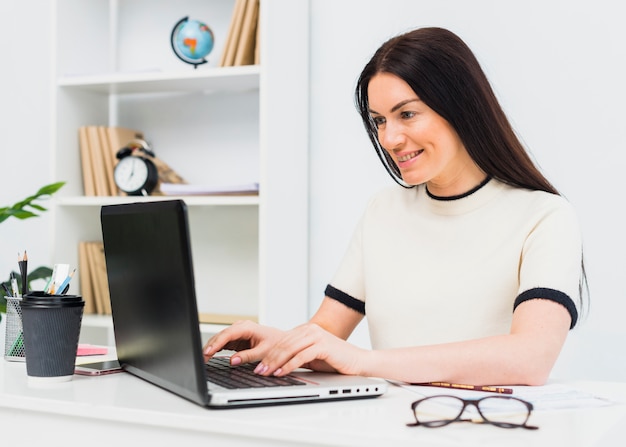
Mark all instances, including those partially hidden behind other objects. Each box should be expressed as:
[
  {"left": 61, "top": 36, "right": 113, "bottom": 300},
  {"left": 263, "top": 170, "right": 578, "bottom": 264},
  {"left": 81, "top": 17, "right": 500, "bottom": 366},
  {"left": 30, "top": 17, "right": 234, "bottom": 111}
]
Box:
[{"left": 100, "top": 199, "right": 387, "bottom": 408}]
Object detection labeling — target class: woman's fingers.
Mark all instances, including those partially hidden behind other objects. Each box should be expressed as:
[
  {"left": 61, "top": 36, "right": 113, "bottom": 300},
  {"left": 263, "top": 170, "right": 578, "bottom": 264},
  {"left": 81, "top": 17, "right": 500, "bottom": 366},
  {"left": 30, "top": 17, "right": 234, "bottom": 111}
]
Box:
[
  {"left": 202, "top": 320, "right": 260, "bottom": 358},
  {"left": 203, "top": 320, "right": 287, "bottom": 367},
  {"left": 256, "top": 323, "right": 365, "bottom": 377},
  {"left": 255, "top": 323, "right": 331, "bottom": 375}
]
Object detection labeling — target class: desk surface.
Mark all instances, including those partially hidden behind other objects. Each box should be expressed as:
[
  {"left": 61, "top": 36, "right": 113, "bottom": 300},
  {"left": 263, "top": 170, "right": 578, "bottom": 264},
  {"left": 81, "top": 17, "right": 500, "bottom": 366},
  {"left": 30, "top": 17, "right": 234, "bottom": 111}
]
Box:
[{"left": 1, "top": 359, "right": 625, "bottom": 447}]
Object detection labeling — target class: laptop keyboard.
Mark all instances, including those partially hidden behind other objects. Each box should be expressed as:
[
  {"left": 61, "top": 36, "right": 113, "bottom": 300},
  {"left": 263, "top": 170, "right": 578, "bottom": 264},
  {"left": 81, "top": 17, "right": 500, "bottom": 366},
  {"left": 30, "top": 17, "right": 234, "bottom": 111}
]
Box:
[{"left": 205, "top": 357, "right": 307, "bottom": 389}]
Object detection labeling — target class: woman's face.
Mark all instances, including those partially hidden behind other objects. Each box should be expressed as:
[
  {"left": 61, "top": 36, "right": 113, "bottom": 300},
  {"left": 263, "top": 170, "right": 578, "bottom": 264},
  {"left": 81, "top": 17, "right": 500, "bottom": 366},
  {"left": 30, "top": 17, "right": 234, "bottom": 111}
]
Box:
[{"left": 367, "top": 72, "right": 480, "bottom": 194}]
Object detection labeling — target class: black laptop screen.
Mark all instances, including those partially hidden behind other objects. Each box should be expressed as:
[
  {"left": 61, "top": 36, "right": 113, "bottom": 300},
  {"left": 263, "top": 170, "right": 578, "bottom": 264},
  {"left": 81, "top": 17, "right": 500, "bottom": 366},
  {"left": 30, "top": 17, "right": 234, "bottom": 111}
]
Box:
[{"left": 100, "top": 200, "right": 209, "bottom": 406}]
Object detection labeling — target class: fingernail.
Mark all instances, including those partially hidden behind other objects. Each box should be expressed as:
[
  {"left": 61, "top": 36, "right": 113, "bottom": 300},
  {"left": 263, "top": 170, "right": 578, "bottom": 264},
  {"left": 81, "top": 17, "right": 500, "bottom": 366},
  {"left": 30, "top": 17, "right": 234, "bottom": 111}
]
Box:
[
  {"left": 254, "top": 363, "right": 264, "bottom": 374},
  {"left": 273, "top": 368, "right": 282, "bottom": 376},
  {"left": 203, "top": 345, "right": 212, "bottom": 355},
  {"left": 231, "top": 356, "right": 242, "bottom": 366}
]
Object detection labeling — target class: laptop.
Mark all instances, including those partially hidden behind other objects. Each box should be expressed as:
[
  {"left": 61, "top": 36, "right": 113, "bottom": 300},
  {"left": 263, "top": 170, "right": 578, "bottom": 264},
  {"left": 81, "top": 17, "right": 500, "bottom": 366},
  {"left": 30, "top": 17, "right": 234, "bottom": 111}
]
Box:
[{"left": 100, "top": 199, "right": 387, "bottom": 408}]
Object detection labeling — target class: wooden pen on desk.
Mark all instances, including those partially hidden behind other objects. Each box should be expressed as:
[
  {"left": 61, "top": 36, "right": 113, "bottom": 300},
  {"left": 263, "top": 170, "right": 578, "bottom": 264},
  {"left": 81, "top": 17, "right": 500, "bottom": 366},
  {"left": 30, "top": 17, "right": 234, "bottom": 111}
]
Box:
[{"left": 415, "top": 382, "right": 514, "bottom": 394}]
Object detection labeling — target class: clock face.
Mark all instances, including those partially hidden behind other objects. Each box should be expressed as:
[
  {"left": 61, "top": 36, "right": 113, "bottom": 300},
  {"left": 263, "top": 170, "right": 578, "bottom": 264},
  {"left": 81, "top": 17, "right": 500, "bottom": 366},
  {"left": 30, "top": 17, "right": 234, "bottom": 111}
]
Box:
[{"left": 114, "top": 156, "right": 151, "bottom": 194}]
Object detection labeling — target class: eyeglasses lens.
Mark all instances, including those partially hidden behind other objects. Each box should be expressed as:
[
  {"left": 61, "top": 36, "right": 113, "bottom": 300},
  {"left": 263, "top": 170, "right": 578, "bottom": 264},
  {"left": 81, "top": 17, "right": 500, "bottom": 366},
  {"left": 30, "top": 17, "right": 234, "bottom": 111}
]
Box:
[
  {"left": 414, "top": 396, "right": 466, "bottom": 426},
  {"left": 477, "top": 396, "right": 530, "bottom": 426}
]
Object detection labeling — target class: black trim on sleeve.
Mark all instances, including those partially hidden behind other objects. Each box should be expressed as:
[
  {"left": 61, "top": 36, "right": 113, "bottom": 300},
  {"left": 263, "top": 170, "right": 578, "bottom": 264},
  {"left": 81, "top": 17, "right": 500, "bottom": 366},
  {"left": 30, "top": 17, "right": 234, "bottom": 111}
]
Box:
[
  {"left": 325, "top": 284, "right": 366, "bottom": 315},
  {"left": 514, "top": 287, "right": 578, "bottom": 329}
]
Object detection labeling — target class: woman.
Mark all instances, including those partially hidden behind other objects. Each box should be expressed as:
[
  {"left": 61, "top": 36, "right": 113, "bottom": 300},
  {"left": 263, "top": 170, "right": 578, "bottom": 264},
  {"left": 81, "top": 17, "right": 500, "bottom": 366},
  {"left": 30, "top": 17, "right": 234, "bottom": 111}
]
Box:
[{"left": 203, "top": 27, "right": 586, "bottom": 386}]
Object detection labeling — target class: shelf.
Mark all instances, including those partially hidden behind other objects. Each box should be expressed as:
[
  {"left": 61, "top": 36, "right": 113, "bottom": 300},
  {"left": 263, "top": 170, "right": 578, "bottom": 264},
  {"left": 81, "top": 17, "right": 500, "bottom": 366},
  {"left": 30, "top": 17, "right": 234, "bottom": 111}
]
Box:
[
  {"left": 53, "top": 0, "right": 310, "bottom": 334},
  {"left": 80, "top": 314, "right": 227, "bottom": 346},
  {"left": 82, "top": 313, "right": 227, "bottom": 333},
  {"left": 56, "top": 195, "right": 260, "bottom": 207},
  {"left": 57, "top": 65, "right": 260, "bottom": 95}
]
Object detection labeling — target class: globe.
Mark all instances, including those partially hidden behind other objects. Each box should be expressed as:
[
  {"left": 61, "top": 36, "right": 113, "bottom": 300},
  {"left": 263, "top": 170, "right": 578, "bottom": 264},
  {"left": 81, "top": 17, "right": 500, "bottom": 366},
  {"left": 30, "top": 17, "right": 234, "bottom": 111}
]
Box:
[{"left": 170, "top": 17, "right": 215, "bottom": 68}]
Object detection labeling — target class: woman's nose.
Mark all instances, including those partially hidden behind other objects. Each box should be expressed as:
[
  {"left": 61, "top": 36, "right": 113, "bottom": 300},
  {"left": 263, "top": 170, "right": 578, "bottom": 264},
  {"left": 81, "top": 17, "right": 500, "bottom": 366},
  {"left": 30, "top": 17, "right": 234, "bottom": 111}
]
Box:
[{"left": 379, "top": 121, "right": 405, "bottom": 151}]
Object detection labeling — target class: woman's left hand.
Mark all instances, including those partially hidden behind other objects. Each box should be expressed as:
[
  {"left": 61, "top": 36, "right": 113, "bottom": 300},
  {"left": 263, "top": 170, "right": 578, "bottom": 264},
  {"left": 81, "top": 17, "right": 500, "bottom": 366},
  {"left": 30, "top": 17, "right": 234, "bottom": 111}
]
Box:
[{"left": 253, "top": 322, "right": 367, "bottom": 377}]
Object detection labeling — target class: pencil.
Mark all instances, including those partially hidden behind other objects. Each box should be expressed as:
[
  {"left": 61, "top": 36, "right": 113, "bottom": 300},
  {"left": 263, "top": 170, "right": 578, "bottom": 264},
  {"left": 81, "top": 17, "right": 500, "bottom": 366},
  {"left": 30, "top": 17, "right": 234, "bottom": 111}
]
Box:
[
  {"left": 57, "top": 268, "right": 76, "bottom": 295},
  {"left": 18, "top": 250, "right": 28, "bottom": 296},
  {"left": 415, "top": 381, "right": 514, "bottom": 394}
]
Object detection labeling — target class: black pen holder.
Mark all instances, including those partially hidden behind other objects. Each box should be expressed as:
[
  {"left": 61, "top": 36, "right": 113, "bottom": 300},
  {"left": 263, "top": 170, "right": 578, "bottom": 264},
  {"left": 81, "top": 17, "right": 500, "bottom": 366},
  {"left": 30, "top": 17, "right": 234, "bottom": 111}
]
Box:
[
  {"left": 21, "top": 292, "right": 85, "bottom": 382},
  {"left": 3, "top": 296, "right": 25, "bottom": 362}
]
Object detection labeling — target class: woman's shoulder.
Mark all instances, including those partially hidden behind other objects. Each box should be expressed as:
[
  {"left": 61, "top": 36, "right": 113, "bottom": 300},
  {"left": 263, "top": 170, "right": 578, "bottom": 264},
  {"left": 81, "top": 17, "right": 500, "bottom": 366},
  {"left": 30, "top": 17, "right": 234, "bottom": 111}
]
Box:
[
  {"left": 495, "top": 181, "right": 579, "bottom": 223},
  {"left": 500, "top": 181, "right": 574, "bottom": 208}
]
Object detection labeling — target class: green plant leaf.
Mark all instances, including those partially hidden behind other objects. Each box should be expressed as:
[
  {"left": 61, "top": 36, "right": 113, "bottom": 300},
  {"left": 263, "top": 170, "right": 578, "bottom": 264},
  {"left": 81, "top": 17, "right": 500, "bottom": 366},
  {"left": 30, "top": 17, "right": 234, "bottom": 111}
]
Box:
[
  {"left": 36, "top": 181, "right": 65, "bottom": 196},
  {"left": 0, "top": 181, "right": 65, "bottom": 223},
  {"left": 0, "top": 181, "right": 65, "bottom": 317}
]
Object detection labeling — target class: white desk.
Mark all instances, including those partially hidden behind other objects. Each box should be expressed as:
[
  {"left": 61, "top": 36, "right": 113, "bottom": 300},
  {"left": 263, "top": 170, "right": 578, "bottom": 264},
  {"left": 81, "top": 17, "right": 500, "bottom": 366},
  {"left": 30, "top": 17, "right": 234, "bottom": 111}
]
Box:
[{"left": 1, "top": 359, "right": 625, "bottom": 447}]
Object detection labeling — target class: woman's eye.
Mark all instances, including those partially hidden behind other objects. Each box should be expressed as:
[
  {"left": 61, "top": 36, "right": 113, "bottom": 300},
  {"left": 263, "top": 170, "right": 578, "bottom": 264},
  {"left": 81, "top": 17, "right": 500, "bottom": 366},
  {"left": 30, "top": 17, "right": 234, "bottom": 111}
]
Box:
[
  {"left": 372, "top": 116, "right": 386, "bottom": 127},
  {"left": 400, "top": 111, "right": 416, "bottom": 119}
]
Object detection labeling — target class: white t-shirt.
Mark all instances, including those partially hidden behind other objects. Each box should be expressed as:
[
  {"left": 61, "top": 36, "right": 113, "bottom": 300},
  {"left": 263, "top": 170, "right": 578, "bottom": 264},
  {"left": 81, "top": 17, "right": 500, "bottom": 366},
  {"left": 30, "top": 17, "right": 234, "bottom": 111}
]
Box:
[{"left": 327, "top": 179, "right": 582, "bottom": 350}]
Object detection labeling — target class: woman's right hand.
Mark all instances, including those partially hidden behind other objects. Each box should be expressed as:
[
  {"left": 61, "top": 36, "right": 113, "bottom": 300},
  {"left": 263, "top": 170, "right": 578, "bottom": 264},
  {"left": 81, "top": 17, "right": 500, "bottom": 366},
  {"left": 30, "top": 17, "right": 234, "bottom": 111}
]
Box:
[{"left": 202, "top": 320, "right": 285, "bottom": 366}]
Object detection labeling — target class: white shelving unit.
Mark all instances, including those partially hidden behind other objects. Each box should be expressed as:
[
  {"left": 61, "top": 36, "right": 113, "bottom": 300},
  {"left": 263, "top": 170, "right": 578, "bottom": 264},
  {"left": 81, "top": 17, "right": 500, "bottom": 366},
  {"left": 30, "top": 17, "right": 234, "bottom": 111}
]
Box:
[{"left": 52, "top": 0, "right": 310, "bottom": 344}]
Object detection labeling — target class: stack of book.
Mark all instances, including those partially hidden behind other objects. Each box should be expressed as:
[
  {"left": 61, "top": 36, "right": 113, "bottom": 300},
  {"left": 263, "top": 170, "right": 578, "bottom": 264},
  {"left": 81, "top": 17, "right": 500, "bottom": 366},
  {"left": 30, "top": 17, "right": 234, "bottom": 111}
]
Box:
[
  {"left": 78, "top": 126, "right": 143, "bottom": 196},
  {"left": 220, "top": 0, "right": 260, "bottom": 67},
  {"left": 78, "top": 241, "right": 111, "bottom": 315}
]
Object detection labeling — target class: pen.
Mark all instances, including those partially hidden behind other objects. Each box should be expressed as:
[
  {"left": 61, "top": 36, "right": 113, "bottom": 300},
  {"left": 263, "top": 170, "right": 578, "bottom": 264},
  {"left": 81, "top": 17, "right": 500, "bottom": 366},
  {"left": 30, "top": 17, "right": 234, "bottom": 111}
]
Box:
[
  {"left": 2, "top": 282, "right": 12, "bottom": 297},
  {"left": 8, "top": 332, "right": 24, "bottom": 356},
  {"left": 57, "top": 268, "right": 76, "bottom": 295},
  {"left": 10, "top": 272, "right": 20, "bottom": 298},
  {"left": 414, "top": 382, "right": 514, "bottom": 395}
]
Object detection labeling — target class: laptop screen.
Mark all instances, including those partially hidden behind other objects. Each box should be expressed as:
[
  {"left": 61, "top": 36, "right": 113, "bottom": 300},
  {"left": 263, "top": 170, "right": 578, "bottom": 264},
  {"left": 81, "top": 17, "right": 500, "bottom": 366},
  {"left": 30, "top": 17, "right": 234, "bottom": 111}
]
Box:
[{"left": 100, "top": 200, "right": 209, "bottom": 406}]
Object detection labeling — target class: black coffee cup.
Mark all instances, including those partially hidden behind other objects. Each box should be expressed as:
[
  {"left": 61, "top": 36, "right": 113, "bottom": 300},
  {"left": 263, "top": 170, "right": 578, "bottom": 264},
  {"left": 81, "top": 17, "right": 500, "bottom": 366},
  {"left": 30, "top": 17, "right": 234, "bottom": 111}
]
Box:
[{"left": 21, "top": 291, "right": 85, "bottom": 383}]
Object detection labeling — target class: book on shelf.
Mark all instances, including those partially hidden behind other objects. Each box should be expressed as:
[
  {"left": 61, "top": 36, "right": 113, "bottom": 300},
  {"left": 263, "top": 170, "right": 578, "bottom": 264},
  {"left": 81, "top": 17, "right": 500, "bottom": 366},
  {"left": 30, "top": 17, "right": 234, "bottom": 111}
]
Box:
[
  {"left": 78, "top": 241, "right": 111, "bottom": 315},
  {"left": 77, "top": 241, "right": 95, "bottom": 314},
  {"left": 254, "top": 3, "right": 261, "bottom": 65},
  {"left": 85, "top": 126, "right": 110, "bottom": 196},
  {"left": 220, "top": 0, "right": 260, "bottom": 67},
  {"left": 97, "top": 126, "right": 117, "bottom": 195},
  {"left": 77, "top": 126, "right": 144, "bottom": 196},
  {"left": 78, "top": 126, "right": 96, "bottom": 196}
]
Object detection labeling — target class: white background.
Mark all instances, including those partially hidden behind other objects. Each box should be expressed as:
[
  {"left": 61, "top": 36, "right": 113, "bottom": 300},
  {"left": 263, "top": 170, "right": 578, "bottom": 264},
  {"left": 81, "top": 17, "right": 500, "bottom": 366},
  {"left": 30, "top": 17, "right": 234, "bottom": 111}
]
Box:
[{"left": 1, "top": 0, "right": 624, "bottom": 381}]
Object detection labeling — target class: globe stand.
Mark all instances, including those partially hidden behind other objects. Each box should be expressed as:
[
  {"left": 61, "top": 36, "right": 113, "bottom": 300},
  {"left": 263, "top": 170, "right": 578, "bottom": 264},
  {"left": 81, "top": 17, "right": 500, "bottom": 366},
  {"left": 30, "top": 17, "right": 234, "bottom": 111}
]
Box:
[{"left": 170, "top": 16, "right": 214, "bottom": 69}]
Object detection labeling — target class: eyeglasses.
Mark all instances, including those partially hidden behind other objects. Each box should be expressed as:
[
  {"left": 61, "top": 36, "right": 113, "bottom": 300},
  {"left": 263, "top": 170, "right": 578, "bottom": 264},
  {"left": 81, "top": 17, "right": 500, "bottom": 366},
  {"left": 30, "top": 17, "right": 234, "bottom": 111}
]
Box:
[{"left": 408, "top": 394, "right": 538, "bottom": 430}]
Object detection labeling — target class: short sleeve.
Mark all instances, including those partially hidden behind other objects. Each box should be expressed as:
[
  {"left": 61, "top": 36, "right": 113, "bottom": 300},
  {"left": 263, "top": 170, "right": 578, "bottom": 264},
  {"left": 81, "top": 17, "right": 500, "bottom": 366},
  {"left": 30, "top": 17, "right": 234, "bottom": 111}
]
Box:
[
  {"left": 518, "top": 196, "right": 583, "bottom": 322},
  {"left": 327, "top": 212, "right": 367, "bottom": 305}
]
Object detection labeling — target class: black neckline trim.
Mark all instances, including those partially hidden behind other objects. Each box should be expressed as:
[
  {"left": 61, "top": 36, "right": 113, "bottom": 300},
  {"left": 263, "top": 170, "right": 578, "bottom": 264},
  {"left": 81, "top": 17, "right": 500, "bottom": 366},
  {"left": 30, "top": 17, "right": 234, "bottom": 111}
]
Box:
[{"left": 426, "top": 176, "right": 492, "bottom": 201}]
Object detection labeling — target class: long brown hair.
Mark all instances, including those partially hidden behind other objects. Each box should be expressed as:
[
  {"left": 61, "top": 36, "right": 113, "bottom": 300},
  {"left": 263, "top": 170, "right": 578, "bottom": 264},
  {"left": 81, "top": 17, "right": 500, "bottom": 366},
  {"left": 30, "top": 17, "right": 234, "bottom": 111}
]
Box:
[{"left": 354, "top": 27, "right": 588, "bottom": 312}]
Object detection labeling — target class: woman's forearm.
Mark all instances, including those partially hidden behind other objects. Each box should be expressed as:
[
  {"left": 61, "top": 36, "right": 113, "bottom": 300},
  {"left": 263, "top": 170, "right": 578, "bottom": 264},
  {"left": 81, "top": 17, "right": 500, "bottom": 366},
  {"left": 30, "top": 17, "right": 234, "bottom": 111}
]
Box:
[{"left": 360, "top": 300, "right": 571, "bottom": 385}]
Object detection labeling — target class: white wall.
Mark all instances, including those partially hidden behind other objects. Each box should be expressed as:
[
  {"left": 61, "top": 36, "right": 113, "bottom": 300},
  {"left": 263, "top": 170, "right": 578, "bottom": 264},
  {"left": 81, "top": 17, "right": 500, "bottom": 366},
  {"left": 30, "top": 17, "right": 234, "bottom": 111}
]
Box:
[
  {"left": 308, "top": 0, "right": 626, "bottom": 381},
  {"left": 2, "top": 0, "right": 624, "bottom": 381},
  {"left": 0, "top": 2, "right": 53, "bottom": 284}
]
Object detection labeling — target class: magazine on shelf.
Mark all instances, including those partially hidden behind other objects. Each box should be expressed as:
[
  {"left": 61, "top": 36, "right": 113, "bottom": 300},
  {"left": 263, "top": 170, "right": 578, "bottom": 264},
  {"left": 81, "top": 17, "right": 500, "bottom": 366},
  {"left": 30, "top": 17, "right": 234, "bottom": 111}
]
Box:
[{"left": 159, "top": 182, "right": 259, "bottom": 196}]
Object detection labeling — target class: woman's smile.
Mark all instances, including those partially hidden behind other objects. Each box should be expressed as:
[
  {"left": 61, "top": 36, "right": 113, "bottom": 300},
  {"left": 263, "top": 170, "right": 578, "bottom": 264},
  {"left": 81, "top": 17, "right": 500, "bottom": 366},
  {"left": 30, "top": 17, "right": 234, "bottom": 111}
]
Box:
[{"left": 396, "top": 149, "right": 423, "bottom": 165}]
